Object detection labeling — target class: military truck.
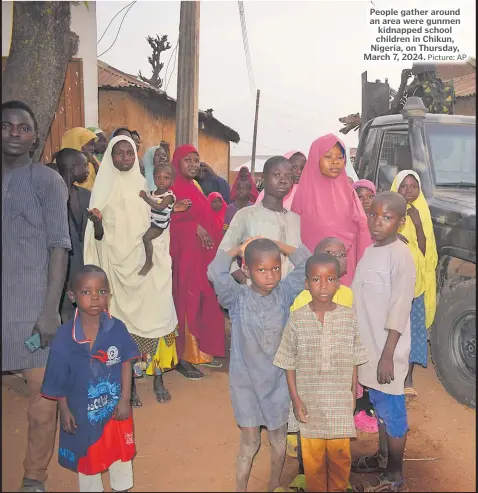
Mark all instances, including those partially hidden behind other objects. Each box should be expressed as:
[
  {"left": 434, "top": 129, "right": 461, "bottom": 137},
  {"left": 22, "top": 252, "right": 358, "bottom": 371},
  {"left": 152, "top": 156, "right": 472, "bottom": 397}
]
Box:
[{"left": 355, "top": 97, "right": 476, "bottom": 408}]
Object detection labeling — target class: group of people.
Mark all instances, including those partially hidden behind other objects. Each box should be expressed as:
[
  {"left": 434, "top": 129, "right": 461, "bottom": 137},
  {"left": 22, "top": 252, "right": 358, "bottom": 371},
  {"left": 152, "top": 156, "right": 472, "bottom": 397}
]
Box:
[{"left": 2, "top": 99, "right": 437, "bottom": 493}]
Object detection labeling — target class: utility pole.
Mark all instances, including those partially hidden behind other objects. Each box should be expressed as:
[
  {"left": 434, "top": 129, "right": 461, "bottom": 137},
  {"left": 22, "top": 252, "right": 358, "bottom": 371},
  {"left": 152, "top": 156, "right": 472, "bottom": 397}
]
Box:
[
  {"left": 250, "top": 89, "right": 260, "bottom": 176},
  {"left": 175, "top": 1, "right": 200, "bottom": 149}
]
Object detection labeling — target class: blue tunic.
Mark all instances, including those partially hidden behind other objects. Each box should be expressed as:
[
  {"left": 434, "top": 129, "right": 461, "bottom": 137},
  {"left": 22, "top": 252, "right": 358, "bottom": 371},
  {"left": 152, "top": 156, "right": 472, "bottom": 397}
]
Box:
[
  {"left": 207, "top": 245, "right": 310, "bottom": 429},
  {"left": 41, "top": 312, "right": 140, "bottom": 473}
]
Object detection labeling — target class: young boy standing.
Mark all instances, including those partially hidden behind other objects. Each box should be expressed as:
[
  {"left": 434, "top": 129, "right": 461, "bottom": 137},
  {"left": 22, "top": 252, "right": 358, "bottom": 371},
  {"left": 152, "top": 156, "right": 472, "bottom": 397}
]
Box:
[
  {"left": 207, "top": 237, "right": 311, "bottom": 492},
  {"left": 274, "top": 254, "right": 368, "bottom": 492},
  {"left": 351, "top": 192, "right": 416, "bottom": 493}
]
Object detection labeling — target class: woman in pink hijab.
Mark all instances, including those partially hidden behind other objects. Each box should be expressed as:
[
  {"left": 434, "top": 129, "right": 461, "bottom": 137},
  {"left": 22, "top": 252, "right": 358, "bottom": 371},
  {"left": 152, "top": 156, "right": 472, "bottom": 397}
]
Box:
[
  {"left": 255, "top": 151, "right": 307, "bottom": 210},
  {"left": 291, "top": 134, "right": 371, "bottom": 286}
]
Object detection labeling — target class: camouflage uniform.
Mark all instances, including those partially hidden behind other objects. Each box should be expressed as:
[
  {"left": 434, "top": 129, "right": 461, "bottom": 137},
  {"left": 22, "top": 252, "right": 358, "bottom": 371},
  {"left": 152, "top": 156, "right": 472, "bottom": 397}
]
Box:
[{"left": 411, "top": 71, "right": 456, "bottom": 115}]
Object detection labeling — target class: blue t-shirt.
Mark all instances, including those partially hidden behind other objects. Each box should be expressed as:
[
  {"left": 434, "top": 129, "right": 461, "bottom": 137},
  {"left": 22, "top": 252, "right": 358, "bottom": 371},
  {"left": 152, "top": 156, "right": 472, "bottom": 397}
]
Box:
[{"left": 41, "top": 311, "right": 140, "bottom": 472}]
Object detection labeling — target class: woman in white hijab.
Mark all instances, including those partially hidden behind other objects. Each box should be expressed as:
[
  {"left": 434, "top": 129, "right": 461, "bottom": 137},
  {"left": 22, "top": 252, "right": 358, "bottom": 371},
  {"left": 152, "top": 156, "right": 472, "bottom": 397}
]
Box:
[{"left": 84, "top": 135, "right": 178, "bottom": 405}]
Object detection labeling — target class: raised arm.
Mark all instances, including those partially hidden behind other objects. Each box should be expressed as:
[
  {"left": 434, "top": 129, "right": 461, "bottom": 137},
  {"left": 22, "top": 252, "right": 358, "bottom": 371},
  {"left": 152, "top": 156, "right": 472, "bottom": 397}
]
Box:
[
  {"left": 207, "top": 247, "right": 243, "bottom": 309},
  {"left": 280, "top": 244, "right": 311, "bottom": 305}
]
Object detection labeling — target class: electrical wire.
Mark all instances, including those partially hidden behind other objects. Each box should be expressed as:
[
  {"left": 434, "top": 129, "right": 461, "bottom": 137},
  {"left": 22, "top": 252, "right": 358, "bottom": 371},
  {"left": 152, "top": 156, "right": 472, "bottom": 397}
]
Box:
[
  {"left": 98, "top": 1, "right": 136, "bottom": 58},
  {"left": 163, "top": 38, "right": 179, "bottom": 90},
  {"left": 97, "top": 1, "right": 135, "bottom": 45},
  {"left": 165, "top": 43, "right": 179, "bottom": 92},
  {"left": 237, "top": 1, "right": 256, "bottom": 98}
]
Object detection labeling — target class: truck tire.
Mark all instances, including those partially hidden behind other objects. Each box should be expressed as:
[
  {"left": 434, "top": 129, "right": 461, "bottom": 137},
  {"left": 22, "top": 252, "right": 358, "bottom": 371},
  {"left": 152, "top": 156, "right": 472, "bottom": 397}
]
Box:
[{"left": 431, "top": 279, "right": 476, "bottom": 408}]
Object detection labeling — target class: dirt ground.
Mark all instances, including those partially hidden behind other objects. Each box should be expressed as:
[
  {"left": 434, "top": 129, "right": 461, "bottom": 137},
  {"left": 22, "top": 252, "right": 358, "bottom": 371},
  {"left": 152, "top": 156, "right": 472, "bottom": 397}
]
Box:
[{"left": 2, "top": 348, "right": 476, "bottom": 492}]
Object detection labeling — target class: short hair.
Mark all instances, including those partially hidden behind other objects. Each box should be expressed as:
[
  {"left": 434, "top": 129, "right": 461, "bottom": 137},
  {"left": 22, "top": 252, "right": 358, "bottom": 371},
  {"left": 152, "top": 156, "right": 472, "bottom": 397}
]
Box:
[
  {"left": 305, "top": 253, "right": 340, "bottom": 278},
  {"left": 70, "top": 264, "right": 109, "bottom": 290},
  {"left": 55, "top": 148, "right": 86, "bottom": 176},
  {"left": 263, "top": 156, "right": 291, "bottom": 176},
  {"left": 244, "top": 238, "right": 280, "bottom": 266},
  {"left": 130, "top": 130, "right": 140, "bottom": 139},
  {"left": 112, "top": 127, "right": 132, "bottom": 138},
  {"left": 373, "top": 191, "right": 407, "bottom": 217},
  {"left": 153, "top": 162, "right": 175, "bottom": 177},
  {"left": 314, "top": 237, "right": 344, "bottom": 255},
  {"left": 2, "top": 100, "right": 38, "bottom": 132}
]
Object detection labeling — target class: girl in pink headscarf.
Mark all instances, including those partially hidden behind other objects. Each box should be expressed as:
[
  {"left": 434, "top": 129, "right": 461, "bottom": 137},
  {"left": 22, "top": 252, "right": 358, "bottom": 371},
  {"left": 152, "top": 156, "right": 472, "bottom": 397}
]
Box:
[
  {"left": 291, "top": 135, "right": 371, "bottom": 286},
  {"left": 256, "top": 151, "right": 307, "bottom": 210}
]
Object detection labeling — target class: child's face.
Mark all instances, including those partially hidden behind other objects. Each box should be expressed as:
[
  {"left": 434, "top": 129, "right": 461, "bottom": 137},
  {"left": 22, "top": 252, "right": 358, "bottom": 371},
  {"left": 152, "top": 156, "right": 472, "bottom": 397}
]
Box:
[
  {"left": 306, "top": 262, "right": 340, "bottom": 304},
  {"left": 211, "top": 197, "right": 223, "bottom": 212},
  {"left": 355, "top": 186, "right": 375, "bottom": 214},
  {"left": 368, "top": 200, "right": 405, "bottom": 245},
  {"left": 243, "top": 251, "right": 282, "bottom": 295},
  {"left": 398, "top": 175, "right": 420, "bottom": 204},
  {"left": 264, "top": 161, "right": 294, "bottom": 199},
  {"left": 68, "top": 273, "right": 110, "bottom": 316},
  {"left": 153, "top": 147, "right": 168, "bottom": 166},
  {"left": 94, "top": 132, "right": 108, "bottom": 154},
  {"left": 316, "top": 241, "right": 347, "bottom": 277},
  {"left": 154, "top": 169, "right": 173, "bottom": 192},
  {"left": 290, "top": 154, "right": 307, "bottom": 184},
  {"left": 319, "top": 144, "right": 345, "bottom": 179},
  {"left": 236, "top": 182, "right": 251, "bottom": 200},
  {"left": 69, "top": 154, "right": 89, "bottom": 184}
]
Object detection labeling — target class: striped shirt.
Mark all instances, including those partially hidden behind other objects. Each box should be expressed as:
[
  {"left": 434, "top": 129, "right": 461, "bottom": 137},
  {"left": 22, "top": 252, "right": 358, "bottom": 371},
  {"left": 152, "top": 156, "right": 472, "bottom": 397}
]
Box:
[
  {"left": 274, "top": 304, "right": 368, "bottom": 439},
  {"left": 150, "top": 190, "right": 175, "bottom": 229},
  {"left": 2, "top": 163, "right": 71, "bottom": 371}
]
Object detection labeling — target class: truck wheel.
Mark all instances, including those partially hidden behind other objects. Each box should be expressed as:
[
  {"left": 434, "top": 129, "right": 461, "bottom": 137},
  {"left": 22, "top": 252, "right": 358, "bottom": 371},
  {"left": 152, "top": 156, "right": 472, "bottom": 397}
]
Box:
[{"left": 431, "top": 279, "right": 476, "bottom": 408}]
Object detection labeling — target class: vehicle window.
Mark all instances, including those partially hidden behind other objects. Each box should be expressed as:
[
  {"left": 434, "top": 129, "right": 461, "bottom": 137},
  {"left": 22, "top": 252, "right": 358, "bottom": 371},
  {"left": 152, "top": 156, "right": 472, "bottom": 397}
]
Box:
[
  {"left": 425, "top": 123, "right": 476, "bottom": 187},
  {"left": 377, "top": 131, "right": 409, "bottom": 192},
  {"left": 357, "top": 127, "right": 378, "bottom": 181}
]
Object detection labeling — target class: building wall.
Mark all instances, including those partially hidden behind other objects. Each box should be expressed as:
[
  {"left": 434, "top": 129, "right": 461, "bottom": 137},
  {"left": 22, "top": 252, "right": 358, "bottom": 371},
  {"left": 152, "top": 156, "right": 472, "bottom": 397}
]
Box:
[
  {"left": 455, "top": 97, "right": 476, "bottom": 116},
  {"left": 2, "top": 1, "right": 98, "bottom": 126},
  {"left": 99, "top": 90, "right": 230, "bottom": 179}
]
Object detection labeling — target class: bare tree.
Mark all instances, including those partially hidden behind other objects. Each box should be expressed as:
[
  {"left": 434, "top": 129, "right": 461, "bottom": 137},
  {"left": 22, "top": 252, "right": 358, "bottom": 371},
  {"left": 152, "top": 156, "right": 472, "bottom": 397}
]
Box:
[
  {"left": 2, "top": 1, "right": 79, "bottom": 161},
  {"left": 138, "top": 35, "right": 172, "bottom": 88}
]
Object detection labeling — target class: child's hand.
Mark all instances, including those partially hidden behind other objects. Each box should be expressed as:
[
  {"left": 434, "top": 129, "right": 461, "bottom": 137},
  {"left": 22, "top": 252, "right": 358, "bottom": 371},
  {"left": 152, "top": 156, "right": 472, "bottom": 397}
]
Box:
[
  {"left": 238, "top": 236, "right": 263, "bottom": 257},
  {"left": 114, "top": 398, "right": 132, "bottom": 421},
  {"left": 377, "top": 354, "right": 394, "bottom": 385},
  {"left": 59, "top": 406, "right": 77, "bottom": 435},
  {"left": 139, "top": 190, "right": 148, "bottom": 200},
  {"left": 173, "top": 199, "right": 192, "bottom": 213},
  {"left": 87, "top": 208, "right": 102, "bottom": 223},
  {"left": 407, "top": 205, "right": 421, "bottom": 225},
  {"left": 292, "top": 397, "right": 308, "bottom": 423}
]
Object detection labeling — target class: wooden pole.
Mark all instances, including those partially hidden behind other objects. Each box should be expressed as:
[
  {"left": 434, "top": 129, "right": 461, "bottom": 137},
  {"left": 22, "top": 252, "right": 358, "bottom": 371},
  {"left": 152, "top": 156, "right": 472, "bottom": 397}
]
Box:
[
  {"left": 175, "top": 1, "right": 200, "bottom": 149},
  {"left": 251, "top": 89, "right": 260, "bottom": 176}
]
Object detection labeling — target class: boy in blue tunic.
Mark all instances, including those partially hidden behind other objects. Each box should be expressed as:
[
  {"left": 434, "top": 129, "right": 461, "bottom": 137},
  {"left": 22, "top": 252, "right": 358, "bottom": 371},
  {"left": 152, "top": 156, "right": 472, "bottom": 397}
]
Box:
[
  {"left": 41, "top": 265, "right": 140, "bottom": 492},
  {"left": 207, "top": 237, "right": 310, "bottom": 492}
]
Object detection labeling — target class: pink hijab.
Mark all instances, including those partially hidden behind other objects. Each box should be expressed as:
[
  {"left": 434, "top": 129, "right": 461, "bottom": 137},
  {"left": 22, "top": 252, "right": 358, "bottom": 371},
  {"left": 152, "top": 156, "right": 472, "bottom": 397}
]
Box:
[
  {"left": 291, "top": 134, "right": 371, "bottom": 286},
  {"left": 255, "top": 150, "right": 306, "bottom": 210}
]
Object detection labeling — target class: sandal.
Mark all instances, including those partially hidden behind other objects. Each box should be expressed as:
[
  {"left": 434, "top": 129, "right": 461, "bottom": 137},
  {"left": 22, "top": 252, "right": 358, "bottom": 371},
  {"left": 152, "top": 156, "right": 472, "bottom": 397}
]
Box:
[
  {"left": 273, "top": 474, "right": 306, "bottom": 493},
  {"left": 352, "top": 474, "right": 408, "bottom": 492},
  {"left": 198, "top": 359, "right": 223, "bottom": 368},
  {"left": 176, "top": 363, "right": 205, "bottom": 380},
  {"left": 404, "top": 387, "right": 418, "bottom": 401},
  {"left": 351, "top": 453, "right": 388, "bottom": 473},
  {"left": 131, "top": 391, "right": 142, "bottom": 407}
]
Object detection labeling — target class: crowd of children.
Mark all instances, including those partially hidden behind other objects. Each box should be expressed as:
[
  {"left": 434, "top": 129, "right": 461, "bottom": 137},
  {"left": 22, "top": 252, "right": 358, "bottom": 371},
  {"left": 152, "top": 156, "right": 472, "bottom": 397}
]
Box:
[{"left": 3, "top": 100, "right": 439, "bottom": 493}]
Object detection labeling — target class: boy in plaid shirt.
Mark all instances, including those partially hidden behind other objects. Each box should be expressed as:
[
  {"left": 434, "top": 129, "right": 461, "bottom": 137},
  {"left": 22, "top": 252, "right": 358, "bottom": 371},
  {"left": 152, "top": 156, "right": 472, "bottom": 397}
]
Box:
[{"left": 274, "top": 253, "right": 368, "bottom": 492}]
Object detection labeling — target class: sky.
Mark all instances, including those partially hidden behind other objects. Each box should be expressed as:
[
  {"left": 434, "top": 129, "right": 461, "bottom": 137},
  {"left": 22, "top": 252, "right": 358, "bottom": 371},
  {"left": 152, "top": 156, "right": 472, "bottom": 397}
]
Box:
[{"left": 96, "top": 0, "right": 476, "bottom": 156}]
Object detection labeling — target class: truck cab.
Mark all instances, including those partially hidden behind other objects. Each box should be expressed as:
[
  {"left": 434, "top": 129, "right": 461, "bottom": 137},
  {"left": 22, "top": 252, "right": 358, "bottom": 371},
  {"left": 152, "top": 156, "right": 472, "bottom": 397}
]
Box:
[{"left": 355, "top": 97, "right": 476, "bottom": 408}]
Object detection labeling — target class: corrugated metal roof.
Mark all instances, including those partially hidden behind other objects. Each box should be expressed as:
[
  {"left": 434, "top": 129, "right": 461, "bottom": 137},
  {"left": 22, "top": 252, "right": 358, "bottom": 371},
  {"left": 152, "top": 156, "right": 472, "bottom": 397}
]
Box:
[
  {"left": 97, "top": 61, "right": 240, "bottom": 143},
  {"left": 98, "top": 60, "right": 166, "bottom": 94},
  {"left": 453, "top": 72, "right": 476, "bottom": 98}
]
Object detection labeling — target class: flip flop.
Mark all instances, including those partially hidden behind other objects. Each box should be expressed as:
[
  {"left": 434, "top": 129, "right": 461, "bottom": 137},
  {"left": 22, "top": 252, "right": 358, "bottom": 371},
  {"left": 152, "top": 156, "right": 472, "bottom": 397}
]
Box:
[
  {"left": 352, "top": 474, "right": 409, "bottom": 492},
  {"left": 352, "top": 453, "right": 388, "bottom": 473},
  {"left": 198, "top": 359, "right": 223, "bottom": 368}
]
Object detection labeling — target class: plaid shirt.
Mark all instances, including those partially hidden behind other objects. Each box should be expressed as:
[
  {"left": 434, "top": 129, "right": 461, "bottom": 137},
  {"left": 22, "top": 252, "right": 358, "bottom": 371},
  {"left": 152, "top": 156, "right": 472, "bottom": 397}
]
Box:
[{"left": 274, "top": 304, "right": 368, "bottom": 439}]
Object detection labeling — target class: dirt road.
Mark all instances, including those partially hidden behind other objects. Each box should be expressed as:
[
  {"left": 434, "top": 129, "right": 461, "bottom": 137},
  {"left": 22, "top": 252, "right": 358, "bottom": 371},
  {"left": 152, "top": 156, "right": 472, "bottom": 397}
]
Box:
[{"left": 2, "top": 356, "right": 475, "bottom": 492}]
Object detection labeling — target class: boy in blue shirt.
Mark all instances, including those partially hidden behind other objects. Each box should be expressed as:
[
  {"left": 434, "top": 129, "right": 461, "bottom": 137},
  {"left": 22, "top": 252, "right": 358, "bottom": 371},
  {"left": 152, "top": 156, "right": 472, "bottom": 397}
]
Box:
[{"left": 41, "top": 265, "right": 140, "bottom": 492}]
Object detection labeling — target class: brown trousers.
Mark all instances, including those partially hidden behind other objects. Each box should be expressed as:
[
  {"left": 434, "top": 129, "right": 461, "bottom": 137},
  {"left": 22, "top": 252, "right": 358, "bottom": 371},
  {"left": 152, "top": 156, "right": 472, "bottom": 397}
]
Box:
[{"left": 22, "top": 367, "right": 58, "bottom": 483}]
